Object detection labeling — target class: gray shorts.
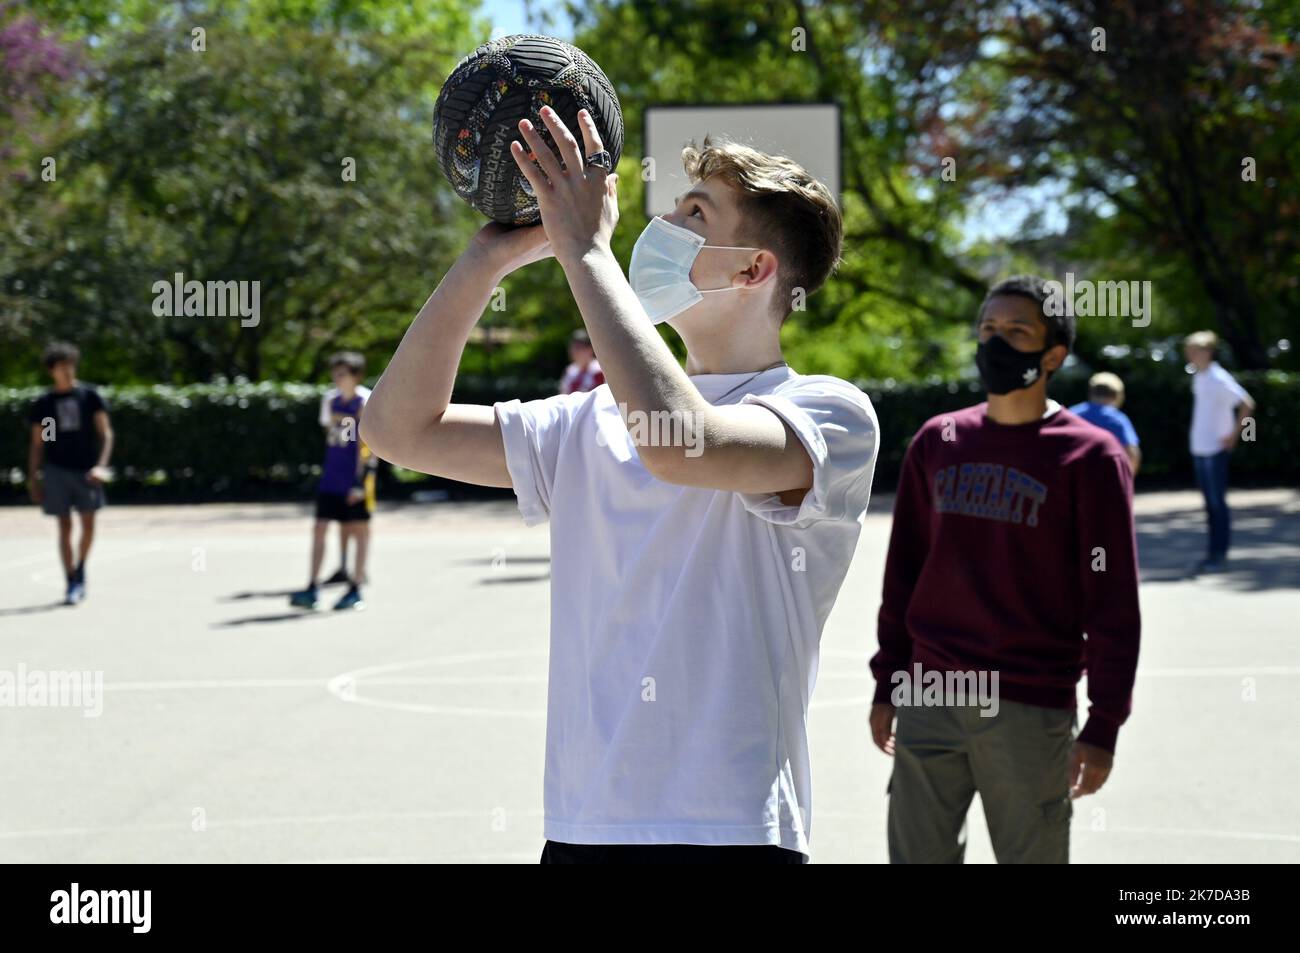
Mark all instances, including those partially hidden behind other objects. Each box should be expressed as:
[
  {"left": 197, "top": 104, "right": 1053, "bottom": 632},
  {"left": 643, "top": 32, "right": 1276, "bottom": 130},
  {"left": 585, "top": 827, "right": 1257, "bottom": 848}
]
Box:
[
  {"left": 40, "top": 462, "right": 106, "bottom": 517},
  {"left": 886, "top": 698, "right": 1077, "bottom": 864}
]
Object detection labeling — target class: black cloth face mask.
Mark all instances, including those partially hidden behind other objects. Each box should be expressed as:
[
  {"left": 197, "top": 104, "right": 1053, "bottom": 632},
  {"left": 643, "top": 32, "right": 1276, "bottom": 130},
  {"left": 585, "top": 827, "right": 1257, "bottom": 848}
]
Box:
[{"left": 975, "top": 333, "right": 1049, "bottom": 395}]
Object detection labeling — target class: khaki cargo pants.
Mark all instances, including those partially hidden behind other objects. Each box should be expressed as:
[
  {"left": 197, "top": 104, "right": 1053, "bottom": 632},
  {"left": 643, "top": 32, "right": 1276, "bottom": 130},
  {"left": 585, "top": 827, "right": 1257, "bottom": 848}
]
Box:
[{"left": 887, "top": 698, "right": 1077, "bottom": 864}]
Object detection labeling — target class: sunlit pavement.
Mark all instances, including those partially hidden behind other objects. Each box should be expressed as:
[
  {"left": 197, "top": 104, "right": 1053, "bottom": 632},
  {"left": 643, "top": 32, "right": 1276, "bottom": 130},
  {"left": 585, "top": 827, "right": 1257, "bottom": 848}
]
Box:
[{"left": 1, "top": 488, "right": 1296, "bottom": 863}]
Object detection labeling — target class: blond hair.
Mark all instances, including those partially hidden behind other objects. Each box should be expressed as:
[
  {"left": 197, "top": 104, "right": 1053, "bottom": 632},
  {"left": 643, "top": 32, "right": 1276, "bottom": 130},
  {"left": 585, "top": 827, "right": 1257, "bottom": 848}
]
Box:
[
  {"left": 681, "top": 137, "right": 842, "bottom": 320},
  {"left": 1087, "top": 371, "right": 1126, "bottom": 407},
  {"left": 1185, "top": 330, "right": 1219, "bottom": 351}
]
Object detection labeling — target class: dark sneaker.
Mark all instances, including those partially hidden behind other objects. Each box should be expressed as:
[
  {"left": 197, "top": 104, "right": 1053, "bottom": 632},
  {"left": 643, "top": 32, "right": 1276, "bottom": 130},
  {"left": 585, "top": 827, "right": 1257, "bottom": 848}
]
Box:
[
  {"left": 333, "top": 587, "right": 365, "bottom": 611},
  {"left": 1194, "top": 558, "right": 1227, "bottom": 574},
  {"left": 65, "top": 581, "right": 85, "bottom": 605},
  {"left": 322, "top": 567, "right": 350, "bottom": 586},
  {"left": 289, "top": 587, "right": 320, "bottom": 609}
]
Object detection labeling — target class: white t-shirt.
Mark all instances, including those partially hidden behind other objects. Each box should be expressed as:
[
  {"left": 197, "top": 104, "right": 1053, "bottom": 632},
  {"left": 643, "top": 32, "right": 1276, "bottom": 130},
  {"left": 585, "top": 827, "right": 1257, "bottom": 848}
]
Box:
[
  {"left": 494, "top": 366, "right": 879, "bottom": 855},
  {"left": 319, "top": 384, "right": 371, "bottom": 426},
  {"left": 1190, "top": 362, "right": 1249, "bottom": 456}
]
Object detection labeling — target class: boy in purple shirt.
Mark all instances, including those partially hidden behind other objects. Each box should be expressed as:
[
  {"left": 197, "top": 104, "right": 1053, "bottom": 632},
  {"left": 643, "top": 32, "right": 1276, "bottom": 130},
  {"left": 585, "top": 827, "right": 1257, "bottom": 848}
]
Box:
[
  {"left": 869, "top": 276, "right": 1141, "bottom": 863},
  {"left": 290, "top": 352, "right": 376, "bottom": 611}
]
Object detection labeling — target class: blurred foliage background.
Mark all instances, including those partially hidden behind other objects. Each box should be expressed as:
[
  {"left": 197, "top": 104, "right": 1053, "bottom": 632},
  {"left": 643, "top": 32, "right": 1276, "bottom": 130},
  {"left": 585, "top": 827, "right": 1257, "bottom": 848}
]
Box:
[
  {"left": 1, "top": 366, "right": 1294, "bottom": 501},
  {"left": 2, "top": 0, "right": 1297, "bottom": 495}
]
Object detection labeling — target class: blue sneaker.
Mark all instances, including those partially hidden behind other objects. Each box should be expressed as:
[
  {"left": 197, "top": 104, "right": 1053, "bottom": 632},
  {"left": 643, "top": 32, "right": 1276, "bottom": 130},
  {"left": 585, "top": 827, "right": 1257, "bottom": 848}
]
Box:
[
  {"left": 65, "top": 581, "right": 85, "bottom": 605},
  {"left": 333, "top": 586, "right": 365, "bottom": 611},
  {"left": 289, "top": 587, "right": 320, "bottom": 609}
]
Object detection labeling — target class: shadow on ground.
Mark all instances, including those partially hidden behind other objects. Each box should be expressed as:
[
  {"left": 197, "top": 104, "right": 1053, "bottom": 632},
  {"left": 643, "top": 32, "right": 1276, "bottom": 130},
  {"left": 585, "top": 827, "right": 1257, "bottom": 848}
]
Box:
[
  {"left": 1137, "top": 496, "right": 1300, "bottom": 591},
  {"left": 0, "top": 600, "right": 69, "bottom": 618},
  {"left": 211, "top": 611, "right": 345, "bottom": 627},
  {"left": 222, "top": 589, "right": 300, "bottom": 602},
  {"left": 479, "top": 573, "right": 551, "bottom": 585},
  {"left": 216, "top": 580, "right": 358, "bottom": 624}
]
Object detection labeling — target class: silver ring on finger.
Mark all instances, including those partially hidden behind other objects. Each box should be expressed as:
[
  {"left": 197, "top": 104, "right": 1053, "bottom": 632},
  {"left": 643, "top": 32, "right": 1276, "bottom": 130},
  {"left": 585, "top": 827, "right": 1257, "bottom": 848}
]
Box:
[{"left": 584, "top": 150, "right": 612, "bottom": 173}]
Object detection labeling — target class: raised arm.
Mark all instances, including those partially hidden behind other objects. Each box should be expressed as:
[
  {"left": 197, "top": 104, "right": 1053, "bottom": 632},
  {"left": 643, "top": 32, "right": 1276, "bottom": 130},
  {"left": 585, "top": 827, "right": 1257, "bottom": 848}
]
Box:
[
  {"left": 360, "top": 225, "right": 552, "bottom": 488},
  {"left": 563, "top": 245, "right": 813, "bottom": 496},
  {"left": 512, "top": 108, "right": 814, "bottom": 500}
]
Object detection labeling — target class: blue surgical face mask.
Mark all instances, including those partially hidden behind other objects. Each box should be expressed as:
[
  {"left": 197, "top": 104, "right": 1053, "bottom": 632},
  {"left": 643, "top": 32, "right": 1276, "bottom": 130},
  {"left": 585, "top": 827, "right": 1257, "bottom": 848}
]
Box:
[{"left": 628, "top": 216, "right": 758, "bottom": 325}]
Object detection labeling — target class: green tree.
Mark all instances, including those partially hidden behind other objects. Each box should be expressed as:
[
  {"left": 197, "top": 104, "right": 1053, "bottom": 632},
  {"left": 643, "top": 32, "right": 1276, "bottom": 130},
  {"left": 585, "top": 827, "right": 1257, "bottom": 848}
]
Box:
[
  {"left": 562, "top": 0, "right": 989, "bottom": 383},
  {"left": 872, "top": 0, "right": 1299, "bottom": 368},
  {"left": 1, "top": 4, "right": 483, "bottom": 383}
]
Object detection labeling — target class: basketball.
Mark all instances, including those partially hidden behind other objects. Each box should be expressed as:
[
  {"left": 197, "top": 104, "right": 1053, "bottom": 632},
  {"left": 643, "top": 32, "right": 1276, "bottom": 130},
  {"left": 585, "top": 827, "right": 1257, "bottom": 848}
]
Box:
[{"left": 432, "top": 34, "right": 624, "bottom": 225}]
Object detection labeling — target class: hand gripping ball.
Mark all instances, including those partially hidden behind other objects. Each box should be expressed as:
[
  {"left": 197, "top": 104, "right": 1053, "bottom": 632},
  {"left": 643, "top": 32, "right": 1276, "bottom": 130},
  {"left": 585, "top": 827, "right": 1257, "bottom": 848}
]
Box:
[{"left": 433, "top": 34, "right": 624, "bottom": 225}]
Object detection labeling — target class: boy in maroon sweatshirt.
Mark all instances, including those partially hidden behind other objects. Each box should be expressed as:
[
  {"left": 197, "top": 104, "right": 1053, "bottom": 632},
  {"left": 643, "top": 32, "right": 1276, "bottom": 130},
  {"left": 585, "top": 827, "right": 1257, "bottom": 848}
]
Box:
[{"left": 869, "top": 275, "right": 1141, "bottom": 864}]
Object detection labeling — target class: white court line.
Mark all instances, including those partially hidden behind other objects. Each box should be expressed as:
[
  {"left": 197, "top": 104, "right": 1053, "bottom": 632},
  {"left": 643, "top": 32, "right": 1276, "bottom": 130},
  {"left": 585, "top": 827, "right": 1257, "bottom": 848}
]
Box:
[
  {"left": 323, "top": 652, "right": 937, "bottom": 716},
  {"left": 359, "top": 675, "right": 545, "bottom": 686},
  {"left": 335, "top": 649, "right": 549, "bottom": 675},
  {"left": 104, "top": 678, "right": 326, "bottom": 691},
  {"left": 328, "top": 692, "right": 547, "bottom": 719},
  {"left": 355, "top": 667, "right": 1300, "bottom": 681},
  {"left": 104, "top": 676, "right": 548, "bottom": 690},
  {"left": 96, "top": 672, "right": 841, "bottom": 712},
  {"left": 8, "top": 815, "right": 1293, "bottom": 849},
  {"left": 295, "top": 854, "right": 540, "bottom": 864},
  {"left": 74, "top": 665, "right": 1300, "bottom": 696},
  {"left": 819, "top": 651, "right": 1300, "bottom": 679},
  {"left": 0, "top": 808, "right": 544, "bottom": 841},
  {"left": 1075, "top": 825, "right": 1300, "bottom": 845},
  {"left": 327, "top": 650, "right": 550, "bottom": 718},
  {"left": 813, "top": 812, "right": 1300, "bottom": 846},
  {"left": 97, "top": 650, "right": 552, "bottom": 693}
]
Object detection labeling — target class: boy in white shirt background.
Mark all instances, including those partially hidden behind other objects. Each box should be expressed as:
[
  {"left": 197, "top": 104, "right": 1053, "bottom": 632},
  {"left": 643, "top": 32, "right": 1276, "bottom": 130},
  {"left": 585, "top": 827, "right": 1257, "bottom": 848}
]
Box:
[
  {"left": 361, "top": 107, "right": 878, "bottom": 863},
  {"left": 1183, "top": 330, "right": 1257, "bottom": 573}
]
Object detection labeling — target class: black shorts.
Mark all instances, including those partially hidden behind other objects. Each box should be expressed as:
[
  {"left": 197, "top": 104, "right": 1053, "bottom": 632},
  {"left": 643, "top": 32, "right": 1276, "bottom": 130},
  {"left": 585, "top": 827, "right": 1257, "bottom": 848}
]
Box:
[
  {"left": 540, "top": 840, "right": 806, "bottom": 864},
  {"left": 315, "top": 492, "right": 370, "bottom": 523},
  {"left": 40, "top": 462, "right": 106, "bottom": 517}
]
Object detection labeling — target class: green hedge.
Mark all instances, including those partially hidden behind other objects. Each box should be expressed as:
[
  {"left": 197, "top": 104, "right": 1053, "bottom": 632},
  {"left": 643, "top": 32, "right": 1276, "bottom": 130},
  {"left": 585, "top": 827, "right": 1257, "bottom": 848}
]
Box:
[
  {"left": 3, "top": 367, "right": 1295, "bottom": 503},
  {"left": 864, "top": 362, "right": 1298, "bottom": 486},
  {"left": 0, "top": 377, "right": 555, "bottom": 502}
]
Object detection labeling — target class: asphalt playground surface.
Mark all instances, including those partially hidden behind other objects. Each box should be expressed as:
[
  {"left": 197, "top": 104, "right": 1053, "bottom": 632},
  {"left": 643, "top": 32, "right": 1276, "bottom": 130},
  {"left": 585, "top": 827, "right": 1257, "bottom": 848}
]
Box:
[{"left": 1, "top": 487, "right": 1297, "bottom": 863}]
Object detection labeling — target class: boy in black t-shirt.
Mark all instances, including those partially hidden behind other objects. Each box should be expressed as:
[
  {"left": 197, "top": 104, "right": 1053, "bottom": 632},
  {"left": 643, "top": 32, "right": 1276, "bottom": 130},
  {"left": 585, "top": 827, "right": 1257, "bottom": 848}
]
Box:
[{"left": 26, "top": 342, "right": 115, "bottom": 605}]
